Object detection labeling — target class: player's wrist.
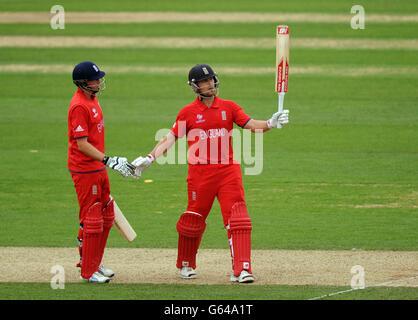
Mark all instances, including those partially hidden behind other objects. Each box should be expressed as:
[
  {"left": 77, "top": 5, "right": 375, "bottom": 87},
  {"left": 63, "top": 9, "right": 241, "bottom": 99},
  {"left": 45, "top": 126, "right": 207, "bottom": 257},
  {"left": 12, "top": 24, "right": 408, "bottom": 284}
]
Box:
[
  {"left": 146, "top": 154, "right": 155, "bottom": 164},
  {"left": 267, "top": 119, "right": 276, "bottom": 129},
  {"left": 102, "top": 155, "right": 109, "bottom": 165}
]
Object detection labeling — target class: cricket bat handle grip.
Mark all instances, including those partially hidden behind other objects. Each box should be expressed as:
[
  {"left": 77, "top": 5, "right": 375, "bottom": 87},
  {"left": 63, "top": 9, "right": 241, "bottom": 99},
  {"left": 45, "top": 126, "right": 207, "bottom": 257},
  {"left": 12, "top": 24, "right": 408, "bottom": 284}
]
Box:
[
  {"left": 277, "top": 92, "right": 285, "bottom": 128},
  {"left": 278, "top": 92, "right": 285, "bottom": 112}
]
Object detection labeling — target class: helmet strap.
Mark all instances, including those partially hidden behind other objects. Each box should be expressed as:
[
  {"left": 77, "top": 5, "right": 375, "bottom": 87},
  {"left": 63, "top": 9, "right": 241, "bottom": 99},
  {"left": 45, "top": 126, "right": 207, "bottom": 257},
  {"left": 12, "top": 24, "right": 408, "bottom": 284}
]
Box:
[{"left": 74, "top": 78, "right": 105, "bottom": 98}]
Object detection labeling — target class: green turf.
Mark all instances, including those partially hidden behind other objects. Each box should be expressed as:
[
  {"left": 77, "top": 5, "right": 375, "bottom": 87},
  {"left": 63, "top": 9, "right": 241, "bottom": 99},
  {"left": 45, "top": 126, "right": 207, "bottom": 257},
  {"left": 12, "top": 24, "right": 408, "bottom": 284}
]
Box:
[
  {"left": 1, "top": 71, "right": 417, "bottom": 250},
  {"left": 0, "top": 0, "right": 417, "bottom": 300},
  {"left": 1, "top": 48, "right": 417, "bottom": 69},
  {"left": 1, "top": 282, "right": 417, "bottom": 300},
  {"left": 0, "top": 72, "right": 417, "bottom": 250},
  {"left": 1, "top": 0, "right": 417, "bottom": 14},
  {"left": 1, "top": 22, "right": 417, "bottom": 39}
]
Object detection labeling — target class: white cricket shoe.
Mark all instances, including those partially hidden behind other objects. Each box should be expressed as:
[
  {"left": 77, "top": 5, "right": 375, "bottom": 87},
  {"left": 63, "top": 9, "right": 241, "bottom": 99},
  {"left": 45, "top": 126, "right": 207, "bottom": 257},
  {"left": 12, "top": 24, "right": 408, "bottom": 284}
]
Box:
[
  {"left": 98, "top": 264, "right": 115, "bottom": 278},
  {"left": 180, "top": 267, "right": 197, "bottom": 279},
  {"left": 80, "top": 271, "right": 110, "bottom": 284},
  {"left": 230, "top": 270, "right": 255, "bottom": 283}
]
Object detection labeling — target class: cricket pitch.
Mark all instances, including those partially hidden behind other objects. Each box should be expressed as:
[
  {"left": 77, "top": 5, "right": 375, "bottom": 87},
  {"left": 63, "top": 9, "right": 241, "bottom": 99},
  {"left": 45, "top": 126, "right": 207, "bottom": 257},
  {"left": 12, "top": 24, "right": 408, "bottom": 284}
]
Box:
[{"left": 1, "top": 247, "right": 417, "bottom": 287}]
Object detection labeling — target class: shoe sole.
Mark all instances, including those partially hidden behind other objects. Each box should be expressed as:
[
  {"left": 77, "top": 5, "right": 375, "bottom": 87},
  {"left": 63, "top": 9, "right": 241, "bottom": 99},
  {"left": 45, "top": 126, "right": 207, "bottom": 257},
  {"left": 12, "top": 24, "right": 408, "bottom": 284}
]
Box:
[
  {"left": 230, "top": 275, "right": 255, "bottom": 283},
  {"left": 180, "top": 274, "right": 197, "bottom": 279},
  {"left": 98, "top": 271, "right": 115, "bottom": 278},
  {"left": 80, "top": 279, "right": 110, "bottom": 284},
  {"left": 239, "top": 276, "right": 254, "bottom": 283},
  {"left": 80, "top": 277, "right": 110, "bottom": 284}
]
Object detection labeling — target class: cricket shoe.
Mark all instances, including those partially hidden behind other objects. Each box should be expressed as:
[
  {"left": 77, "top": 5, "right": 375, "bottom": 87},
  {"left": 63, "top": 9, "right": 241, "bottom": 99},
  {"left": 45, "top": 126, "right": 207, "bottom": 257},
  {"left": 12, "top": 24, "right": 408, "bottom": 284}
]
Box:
[
  {"left": 98, "top": 264, "right": 115, "bottom": 278},
  {"left": 77, "top": 263, "right": 115, "bottom": 278},
  {"left": 80, "top": 271, "right": 111, "bottom": 284},
  {"left": 180, "top": 267, "right": 197, "bottom": 279},
  {"left": 230, "top": 270, "right": 254, "bottom": 283}
]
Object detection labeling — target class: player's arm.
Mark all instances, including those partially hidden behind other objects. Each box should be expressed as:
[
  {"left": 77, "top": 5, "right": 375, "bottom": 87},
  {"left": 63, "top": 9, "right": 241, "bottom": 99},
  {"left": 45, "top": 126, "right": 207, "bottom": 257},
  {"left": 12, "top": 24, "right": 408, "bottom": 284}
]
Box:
[
  {"left": 76, "top": 137, "right": 105, "bottom": 161},
  {"left": 76, "top": 137, "right": 135, "bottom": 178},
  {"left": 232, "top": 101, "right": 289, "bottom": 132},
  {"left": 131, "top": 132, "right": 177, "bottom": 174},
  {"left": 243, "top": 110, "right": 289, "bottom": 132},
  {"left": 132, "top": 110, "right": 185, "bottom": 175},
  {"left": 243, "top": 119, "right": 270, "bottom": 132},
  {"left": 150, "top": 132, "right": 177, "bottom": 160}
]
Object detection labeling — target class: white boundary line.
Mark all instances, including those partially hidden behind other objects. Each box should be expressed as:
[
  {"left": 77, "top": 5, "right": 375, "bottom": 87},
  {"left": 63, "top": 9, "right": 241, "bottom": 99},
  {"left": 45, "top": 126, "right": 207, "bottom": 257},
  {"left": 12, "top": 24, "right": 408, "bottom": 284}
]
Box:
[{"left": 308, "top": 276, "right": 418, "bottom": 300}]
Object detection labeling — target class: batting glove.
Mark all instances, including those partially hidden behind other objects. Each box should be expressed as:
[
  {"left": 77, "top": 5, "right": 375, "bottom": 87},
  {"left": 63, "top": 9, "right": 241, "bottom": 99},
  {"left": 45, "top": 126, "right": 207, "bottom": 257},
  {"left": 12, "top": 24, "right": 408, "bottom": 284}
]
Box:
[
  {"left": 132, "top": 154, "right": 154, "bottom": 176},
  {"left": 267, "top": 109, "right": 290, "bottom": 129},
  {"left": 102, "top": 156, "right": 136, "bottom": 178}
]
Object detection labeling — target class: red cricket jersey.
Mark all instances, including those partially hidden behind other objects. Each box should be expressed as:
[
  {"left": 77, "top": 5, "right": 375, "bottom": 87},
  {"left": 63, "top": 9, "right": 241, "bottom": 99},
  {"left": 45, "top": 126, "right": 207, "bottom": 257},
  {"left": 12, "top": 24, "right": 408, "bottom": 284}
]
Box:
[
  {"left": 171, "top": 96, "right": 251, "bottom": 165},
  {"left": 67, "top": 88, "right": 105, "bottom": 173}
]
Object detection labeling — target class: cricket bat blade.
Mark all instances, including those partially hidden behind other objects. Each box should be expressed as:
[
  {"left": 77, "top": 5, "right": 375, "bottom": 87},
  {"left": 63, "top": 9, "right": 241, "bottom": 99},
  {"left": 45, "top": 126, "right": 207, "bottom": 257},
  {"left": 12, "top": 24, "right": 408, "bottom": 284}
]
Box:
[
  {"left": 113, "top": 200, "right": 137, "bottom": 242},
  {"left": 275, "top": 25, "right": 290, "bottom": 116}
]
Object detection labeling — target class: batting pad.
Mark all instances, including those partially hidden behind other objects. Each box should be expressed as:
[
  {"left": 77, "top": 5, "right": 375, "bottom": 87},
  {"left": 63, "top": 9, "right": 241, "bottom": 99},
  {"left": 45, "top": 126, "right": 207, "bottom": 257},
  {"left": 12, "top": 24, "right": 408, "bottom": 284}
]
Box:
[
  {"left": 176, "top": 211, "right": 206, "bottom": 269},
  {"left": 229, "top": 202, "right": 252, "bottom": 276},
  {"left": 80, "top": 202, "right": 103, "bottom": 279}
]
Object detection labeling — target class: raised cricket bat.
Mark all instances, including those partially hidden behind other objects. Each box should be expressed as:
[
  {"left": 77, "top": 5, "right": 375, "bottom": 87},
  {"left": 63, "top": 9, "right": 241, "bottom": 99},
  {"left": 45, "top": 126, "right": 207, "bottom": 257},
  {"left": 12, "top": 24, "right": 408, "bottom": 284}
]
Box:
[
  {"left": 275, "top": 25, "right": 290, "bottom": 128},
  {"left": 112, "top": 198, "right": 137, "bottom": 242}
]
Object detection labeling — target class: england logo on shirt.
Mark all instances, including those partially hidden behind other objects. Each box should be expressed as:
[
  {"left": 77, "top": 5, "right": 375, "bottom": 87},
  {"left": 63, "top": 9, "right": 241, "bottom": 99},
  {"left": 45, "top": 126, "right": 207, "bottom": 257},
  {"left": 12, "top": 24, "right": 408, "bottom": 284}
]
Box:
[
  {"left": 196, "top": 114, "right": 206, "bottom": 124},
  {"left": 221, "top": 111, "right": 227, "bottom": 120}
]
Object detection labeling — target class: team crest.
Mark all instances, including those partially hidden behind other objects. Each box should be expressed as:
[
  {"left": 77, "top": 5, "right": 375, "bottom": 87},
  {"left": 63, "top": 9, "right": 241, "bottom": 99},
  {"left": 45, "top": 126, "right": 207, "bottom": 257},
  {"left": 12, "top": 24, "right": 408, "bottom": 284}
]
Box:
[
  {"left": 196, "top": 114, "right": 205, "bottom": 124},
  {"left": 221, "top": 111, "right": 227, "bottom": 120}
]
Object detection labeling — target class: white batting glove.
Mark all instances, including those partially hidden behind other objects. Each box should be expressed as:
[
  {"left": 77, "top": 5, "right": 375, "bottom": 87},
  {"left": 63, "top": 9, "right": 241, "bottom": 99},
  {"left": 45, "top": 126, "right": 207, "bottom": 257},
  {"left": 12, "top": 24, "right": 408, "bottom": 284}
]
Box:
[
  {"left": 102, "top": 156, "right": 136, "bottom": 178},
  {"left": 132, "top": 154, "right": 154, "bottom": 175},
  {"left": 267, "top": 109, "right": 290, "bottom": 129},
  {"left": 131, "top": 167, "right": 142, "bottom": 179}
]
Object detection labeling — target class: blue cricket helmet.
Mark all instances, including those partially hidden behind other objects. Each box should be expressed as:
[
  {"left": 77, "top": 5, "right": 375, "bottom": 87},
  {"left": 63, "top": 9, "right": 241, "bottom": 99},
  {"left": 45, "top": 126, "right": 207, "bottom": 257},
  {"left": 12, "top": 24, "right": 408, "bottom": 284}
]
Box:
[{"left": 72, "top": 61, "right": 106, "bottom": 94}]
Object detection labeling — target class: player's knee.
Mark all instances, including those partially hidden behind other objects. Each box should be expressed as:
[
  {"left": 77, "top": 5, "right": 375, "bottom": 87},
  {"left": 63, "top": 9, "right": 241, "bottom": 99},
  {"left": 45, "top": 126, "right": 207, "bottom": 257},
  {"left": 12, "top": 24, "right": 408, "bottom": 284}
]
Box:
[
  {"left": 177, "top": 211, "right": 206, "bottom": 238},
  {"left": 102, "top": 198, "right": 115, "bottom": 229},
  {"left": 229, "top": 201, "right": 252, "bottom": 231},
  {"left": 84, "top": 202, "right": 103, "bottom": 234}
]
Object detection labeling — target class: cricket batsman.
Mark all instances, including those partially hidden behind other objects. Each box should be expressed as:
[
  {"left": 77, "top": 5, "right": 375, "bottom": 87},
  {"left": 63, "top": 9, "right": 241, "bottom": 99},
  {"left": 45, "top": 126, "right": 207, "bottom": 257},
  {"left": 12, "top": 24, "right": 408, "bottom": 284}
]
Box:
[
  {"left": 67, "top": 61, "right": 136, "bottom": 283},
  {"left": 132, "top": 64, "right": 289, "bottom": 283}
]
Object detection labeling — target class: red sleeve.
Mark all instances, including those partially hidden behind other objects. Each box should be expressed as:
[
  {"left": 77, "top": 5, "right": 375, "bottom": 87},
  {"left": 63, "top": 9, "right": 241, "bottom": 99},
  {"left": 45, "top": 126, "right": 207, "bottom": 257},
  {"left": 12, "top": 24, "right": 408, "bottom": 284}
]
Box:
[
  {"left": 69, "top": 105, "right": 89, "bottom": 139},
  {"left": 231, "top": 101, "right": 251, "bottom": 128},
  {"left": 170, "top": 108, "right": 188, "bottom": 138}
]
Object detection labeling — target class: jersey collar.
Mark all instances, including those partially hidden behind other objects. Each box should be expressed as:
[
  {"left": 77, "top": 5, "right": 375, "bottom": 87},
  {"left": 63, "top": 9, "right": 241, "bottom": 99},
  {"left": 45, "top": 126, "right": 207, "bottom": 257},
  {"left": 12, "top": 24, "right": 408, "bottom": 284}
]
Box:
[
  {"left": 195, "top": 96, "right": 219, "bottom": 111},
  {"left": 77, "top": 88, "right": 97, "bottom": 102}
]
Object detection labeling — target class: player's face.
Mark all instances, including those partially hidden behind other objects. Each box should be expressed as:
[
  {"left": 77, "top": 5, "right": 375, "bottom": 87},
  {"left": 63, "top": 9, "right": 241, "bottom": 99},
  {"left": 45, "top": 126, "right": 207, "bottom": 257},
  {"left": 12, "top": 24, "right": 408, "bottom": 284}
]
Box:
[
  {"left": 85, "top": 78, "right": 106, "bottom": 95},
  {"left": 86, "top": 79, "right": 101, "bottom": 92},
  {"left": 197, "top": 78, "right": 216, "bottom": 97}
]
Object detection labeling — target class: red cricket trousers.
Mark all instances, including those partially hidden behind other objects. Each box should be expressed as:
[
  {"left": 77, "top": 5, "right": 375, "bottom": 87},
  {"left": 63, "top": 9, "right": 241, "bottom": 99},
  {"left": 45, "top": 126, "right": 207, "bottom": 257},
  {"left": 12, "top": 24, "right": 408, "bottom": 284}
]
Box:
[
  {"left": 186, "top": 164, "right": 245, "bottom": 224},
  {"left": 70, "top": 169, "right": 113, "bottom": 278},
  {"left": 71, "top": 169, "right": 111, "bottom": 222},
  {"left": 177, "top": 164, "right": 252, "bottom": 276}
]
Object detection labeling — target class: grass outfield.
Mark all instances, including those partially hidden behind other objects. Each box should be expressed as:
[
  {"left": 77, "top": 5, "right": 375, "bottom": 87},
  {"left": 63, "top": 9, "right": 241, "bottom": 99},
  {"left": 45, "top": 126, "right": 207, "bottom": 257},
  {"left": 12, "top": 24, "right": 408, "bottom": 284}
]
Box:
[
  {"left": 1, "top": 23, "right": 417, "bottom": 39},
  {"left": 0, "top": 0, "right": 417, "bottom": 13},
  {"left": 1, "top": 74, "right": 416, "bottom": 250},
  {"left": 1, "top": 283, "right": 417, "bottom": 300},
  {"left": 0, "top": 0, "right": 417, "bottom": 302}
]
